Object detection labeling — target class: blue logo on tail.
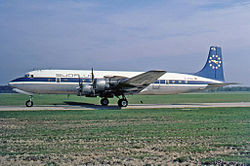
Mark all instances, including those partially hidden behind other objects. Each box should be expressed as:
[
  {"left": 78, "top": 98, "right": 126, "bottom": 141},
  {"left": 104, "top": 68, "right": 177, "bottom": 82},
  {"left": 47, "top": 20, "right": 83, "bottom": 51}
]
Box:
[{"left": 195, "top": 46, "right": 225, "bottom": 81}]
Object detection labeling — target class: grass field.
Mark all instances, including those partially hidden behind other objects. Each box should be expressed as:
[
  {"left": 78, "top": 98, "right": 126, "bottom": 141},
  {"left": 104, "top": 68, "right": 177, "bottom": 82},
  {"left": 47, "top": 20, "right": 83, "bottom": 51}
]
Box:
[
  {"left": 0, "top": 93, "right": 249, "bottom": 165},
  {"left": 1, "top": 92, "right": 250, "bottom": 106},
  {"left": 0, "top": 107, "right": 249, "bottom": 165}
]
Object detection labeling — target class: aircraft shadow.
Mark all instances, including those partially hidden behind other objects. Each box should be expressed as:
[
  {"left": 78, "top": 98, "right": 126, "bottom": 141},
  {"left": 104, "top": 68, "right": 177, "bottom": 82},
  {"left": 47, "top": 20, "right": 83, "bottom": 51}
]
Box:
[{"left": 63, "top": 101, "right": 121, "bottom": 110}]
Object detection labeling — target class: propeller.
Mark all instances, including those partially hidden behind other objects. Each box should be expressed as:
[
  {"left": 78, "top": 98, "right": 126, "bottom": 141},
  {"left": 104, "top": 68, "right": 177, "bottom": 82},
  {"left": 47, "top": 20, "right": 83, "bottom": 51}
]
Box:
[
  {"left": 77, "top": 75, "right": 83, "bottom": 96},
  {"left": 77, "top": 68, "right": 96, "bottom": 96},
  {"left": 91, "top": 68, "right": 94, "bottom": 82},
  {"left": 91, "top": 68, "right": 97, "bottom": 90}
]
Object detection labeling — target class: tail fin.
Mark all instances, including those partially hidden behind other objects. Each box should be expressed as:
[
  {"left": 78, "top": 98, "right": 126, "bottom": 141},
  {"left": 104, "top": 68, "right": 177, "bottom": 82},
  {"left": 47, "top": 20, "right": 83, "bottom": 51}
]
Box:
[{"left": 195, "top": 46, "right": 225, "bottom": 81}]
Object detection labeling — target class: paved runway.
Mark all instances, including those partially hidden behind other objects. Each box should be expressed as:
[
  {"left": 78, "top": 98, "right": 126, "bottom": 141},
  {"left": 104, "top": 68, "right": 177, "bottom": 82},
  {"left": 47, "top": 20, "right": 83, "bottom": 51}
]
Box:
[{"left": 1, "top": 102, "right": 250, "bottom": 111}]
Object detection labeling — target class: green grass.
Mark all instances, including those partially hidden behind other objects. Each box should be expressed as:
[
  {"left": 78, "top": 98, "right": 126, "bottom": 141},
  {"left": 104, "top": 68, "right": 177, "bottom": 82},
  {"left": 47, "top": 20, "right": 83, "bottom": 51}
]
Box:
[
  {"left": 1, "top": 92, "right": 250, "bottom": 106},
  {"left": 0, "top": 107, "right": 249, "bottom": 165}
]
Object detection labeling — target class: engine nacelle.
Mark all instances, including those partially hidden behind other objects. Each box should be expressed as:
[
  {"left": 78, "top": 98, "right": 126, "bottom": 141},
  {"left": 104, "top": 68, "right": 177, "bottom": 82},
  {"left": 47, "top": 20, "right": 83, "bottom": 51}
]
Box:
[
  {"left": 77, "top": 78, "right": 117, "bottom": 96},
  {"left": 81, "top": 84, "right": 95, "bottom": 95},
  {"left": 94, "top": 78, "right": 110, "bottom": 92},
  {"left": 78, "top": 78, "right": 111, "bottom": 95}
]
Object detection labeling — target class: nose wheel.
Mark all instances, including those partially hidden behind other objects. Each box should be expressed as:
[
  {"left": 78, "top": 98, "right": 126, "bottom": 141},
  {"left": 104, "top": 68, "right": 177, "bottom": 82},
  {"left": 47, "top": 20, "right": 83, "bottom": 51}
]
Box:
[{"left": 25, "top": 96, "right": 33, "bottom": 107}]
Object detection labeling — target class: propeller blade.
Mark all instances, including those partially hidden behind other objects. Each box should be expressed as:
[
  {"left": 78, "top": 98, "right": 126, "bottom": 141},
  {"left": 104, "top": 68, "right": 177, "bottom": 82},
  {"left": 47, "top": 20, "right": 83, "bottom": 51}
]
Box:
[
  {"left": 91, "top": 68, "right": 94, "bottom": 82},
  {"left": 78, "top": 75, "right": 81, "bottom": 86},
  {"left": 78, "top": 75, "right": 83, "bottom": 96}
]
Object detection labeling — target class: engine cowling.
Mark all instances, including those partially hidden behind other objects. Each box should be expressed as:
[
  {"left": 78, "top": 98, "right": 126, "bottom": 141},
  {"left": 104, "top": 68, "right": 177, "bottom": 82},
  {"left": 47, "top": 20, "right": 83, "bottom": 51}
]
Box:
[
  {"left": 81, "top": 84, "right": 94, "bottom": 95},
  {"left": 78, "top": 78, "right": 111, "bottom": 95},
  {"left": 94, "top": 78, "right": 110, "bottom": 92},
  {"left": 77, "top": 76, "right": 121, "bottom": 97}
]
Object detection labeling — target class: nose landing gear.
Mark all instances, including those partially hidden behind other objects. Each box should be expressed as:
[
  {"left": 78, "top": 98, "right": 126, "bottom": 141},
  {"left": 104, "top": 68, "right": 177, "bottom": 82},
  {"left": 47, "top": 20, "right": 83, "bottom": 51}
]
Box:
[{"left": 25, "top": 95, "right": 33, "bottom": 107}]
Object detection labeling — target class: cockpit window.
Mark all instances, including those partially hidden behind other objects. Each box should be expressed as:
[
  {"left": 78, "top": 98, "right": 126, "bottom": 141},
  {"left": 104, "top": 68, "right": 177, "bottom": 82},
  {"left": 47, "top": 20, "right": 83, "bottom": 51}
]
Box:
[{"left": 24, "top": 74, "right": 34, "bottom": 78}]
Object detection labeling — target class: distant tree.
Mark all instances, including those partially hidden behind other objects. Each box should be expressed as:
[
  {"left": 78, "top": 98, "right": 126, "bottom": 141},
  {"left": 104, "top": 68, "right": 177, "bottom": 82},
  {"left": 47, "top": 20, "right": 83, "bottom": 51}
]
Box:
[
  {"left": 206, "top": 86, "right": 250, "bottom": 92},
  {"left": 0, "top": 86, "right": 15, "bottom": 93}
]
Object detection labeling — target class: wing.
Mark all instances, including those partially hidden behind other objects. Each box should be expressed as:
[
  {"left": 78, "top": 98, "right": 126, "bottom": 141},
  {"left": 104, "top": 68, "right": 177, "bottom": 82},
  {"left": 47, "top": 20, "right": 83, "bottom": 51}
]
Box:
[
  {"left": 104, "top": 75, "right": 128, "bottom": 82},
  {"left": 117, "top": 70, "right": 166, "bottom": 94}
]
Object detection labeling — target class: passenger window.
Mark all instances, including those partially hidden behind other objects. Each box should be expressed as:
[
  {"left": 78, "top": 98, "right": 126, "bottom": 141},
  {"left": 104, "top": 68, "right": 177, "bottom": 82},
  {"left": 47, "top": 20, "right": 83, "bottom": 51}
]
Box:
[
  {"left": 160, "top": 80, "right": 165, "bottom": 84},
  {"left": 154, "top": 80, "right": 159, "bottom": 84},
  {"left": 56, "top": 78, "right": 61, "bottom": 83}
]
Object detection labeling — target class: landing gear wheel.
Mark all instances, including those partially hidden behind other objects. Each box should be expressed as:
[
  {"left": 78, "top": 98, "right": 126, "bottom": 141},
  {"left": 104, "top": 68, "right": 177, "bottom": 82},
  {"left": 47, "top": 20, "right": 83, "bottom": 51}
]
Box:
[
  {"left": 101, "top": 98, "right": 109, "bottom": 106},
  {"left": 118, "top": 99, "right": 128, "bottom": 107},
  {"left": 25, "top": 100, "right": 33, "bottom": 107}
]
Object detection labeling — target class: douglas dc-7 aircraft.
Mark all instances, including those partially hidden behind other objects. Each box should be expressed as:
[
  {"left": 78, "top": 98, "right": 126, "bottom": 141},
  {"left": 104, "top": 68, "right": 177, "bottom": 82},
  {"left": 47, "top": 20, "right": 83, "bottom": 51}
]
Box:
[{"left": 9, "top": 46, "right": 231, "bottom": 107}]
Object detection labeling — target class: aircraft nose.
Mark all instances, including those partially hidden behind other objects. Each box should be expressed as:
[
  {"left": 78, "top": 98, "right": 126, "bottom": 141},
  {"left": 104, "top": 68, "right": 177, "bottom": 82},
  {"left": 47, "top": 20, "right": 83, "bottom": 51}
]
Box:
[
  {"left": 8, "top": 79, "right": 17, "bottom": 88},
  {"left": 8, "top": 81, "right": 14, "bottom": 88}
]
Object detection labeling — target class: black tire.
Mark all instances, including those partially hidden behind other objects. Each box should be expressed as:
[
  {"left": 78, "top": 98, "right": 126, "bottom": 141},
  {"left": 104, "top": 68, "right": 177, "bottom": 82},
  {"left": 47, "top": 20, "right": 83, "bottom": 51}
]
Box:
[
  {"left": 118, "top": 99, "right": 128, "bottom": 107},
  {"left": 25, "top": 100, "right": 33, "bottom": 107},
  {"left": 100, "top": 98, "right": 109, "bottom": 106}
]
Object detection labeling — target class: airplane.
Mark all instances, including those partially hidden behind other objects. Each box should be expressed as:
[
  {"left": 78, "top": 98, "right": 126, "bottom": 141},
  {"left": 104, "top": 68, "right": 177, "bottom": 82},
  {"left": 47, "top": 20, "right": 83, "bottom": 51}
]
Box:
[{"left": 9, "top": 45, "right": 231, "bottom": 107}]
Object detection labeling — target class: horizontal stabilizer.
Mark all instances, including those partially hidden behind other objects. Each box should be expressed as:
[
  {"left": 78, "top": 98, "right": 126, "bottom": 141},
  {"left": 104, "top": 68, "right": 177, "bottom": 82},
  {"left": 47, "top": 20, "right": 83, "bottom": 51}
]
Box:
[{"left": 207, "top": 82, "right": 238, "bottom": 88}]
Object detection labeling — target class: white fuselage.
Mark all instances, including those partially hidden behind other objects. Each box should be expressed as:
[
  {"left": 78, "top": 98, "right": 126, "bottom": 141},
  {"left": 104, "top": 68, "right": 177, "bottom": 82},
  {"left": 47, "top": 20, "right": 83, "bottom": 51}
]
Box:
[{"left": 9, "top": 69, "right": 222, "bottom": 95}]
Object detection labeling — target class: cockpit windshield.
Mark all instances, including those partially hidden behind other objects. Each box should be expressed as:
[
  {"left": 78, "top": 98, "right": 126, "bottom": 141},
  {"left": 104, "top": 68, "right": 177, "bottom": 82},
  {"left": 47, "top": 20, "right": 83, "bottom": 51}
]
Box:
[
  {"left": 24, "top": 74, "right": 30, "bottom": 78},
  {"left": 24, "top": 74, "right": 34, "bottom": 78}
]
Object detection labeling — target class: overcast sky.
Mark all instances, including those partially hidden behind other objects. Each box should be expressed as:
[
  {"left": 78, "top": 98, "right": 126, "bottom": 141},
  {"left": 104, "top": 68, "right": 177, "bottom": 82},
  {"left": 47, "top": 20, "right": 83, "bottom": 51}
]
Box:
[{"left": 0, "top": 0, "right": 250, "bottom": 85}]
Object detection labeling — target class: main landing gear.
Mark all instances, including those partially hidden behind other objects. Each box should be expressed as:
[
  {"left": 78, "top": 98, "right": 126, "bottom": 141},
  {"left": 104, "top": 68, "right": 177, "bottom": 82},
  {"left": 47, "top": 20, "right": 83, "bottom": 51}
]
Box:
[
  {"left": 100, "top": 95, "right": 128, "bottom": 107},
  {"left": 118, "top": 98, "right": 128, "bottom": 107},
  {"left": 25, "top": 95, "right": 33, "bottom": 107},
  {"left": 100, "top": 98, "right": 109, "bottom": 106}
]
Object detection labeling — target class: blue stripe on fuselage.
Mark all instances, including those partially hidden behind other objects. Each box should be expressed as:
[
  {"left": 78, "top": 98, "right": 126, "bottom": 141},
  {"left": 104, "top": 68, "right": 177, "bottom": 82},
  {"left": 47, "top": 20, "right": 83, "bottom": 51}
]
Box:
[
  {"left": 11, "top": 77, "right": 56, "bottom": 82},
  {"left": 10, "top": 77, "right": 92, "bottom": 83},
  {"left": 10, "top": 77, "right": 211, "bottom": 85}
]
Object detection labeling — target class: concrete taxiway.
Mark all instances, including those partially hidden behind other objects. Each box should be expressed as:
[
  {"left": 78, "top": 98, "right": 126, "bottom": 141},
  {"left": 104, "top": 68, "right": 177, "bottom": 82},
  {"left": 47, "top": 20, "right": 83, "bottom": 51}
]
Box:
[{"left": 0, "top": 102, "right": 250, "bottom": 111}]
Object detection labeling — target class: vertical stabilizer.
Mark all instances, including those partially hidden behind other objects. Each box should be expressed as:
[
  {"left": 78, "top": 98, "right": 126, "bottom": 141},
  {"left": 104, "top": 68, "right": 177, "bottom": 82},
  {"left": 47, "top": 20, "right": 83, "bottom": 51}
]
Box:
[{"left": 195, "top": 46, "right": 224, "bottom": 81}]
